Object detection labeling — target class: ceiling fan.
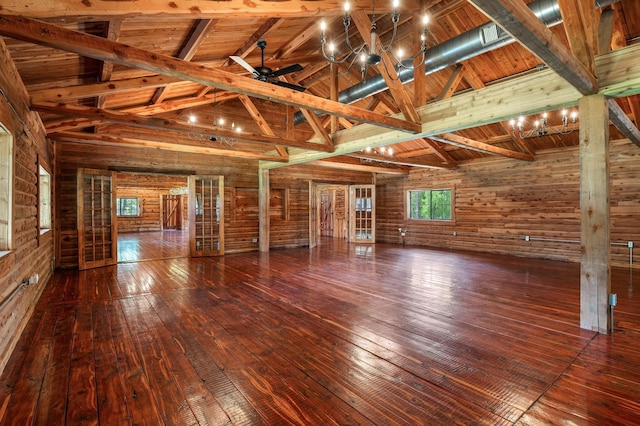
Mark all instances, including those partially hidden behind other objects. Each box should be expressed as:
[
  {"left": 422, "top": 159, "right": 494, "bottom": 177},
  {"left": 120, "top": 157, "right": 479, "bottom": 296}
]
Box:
[{"left": 230, "top": 39, "right": 306, "bottom": 92}]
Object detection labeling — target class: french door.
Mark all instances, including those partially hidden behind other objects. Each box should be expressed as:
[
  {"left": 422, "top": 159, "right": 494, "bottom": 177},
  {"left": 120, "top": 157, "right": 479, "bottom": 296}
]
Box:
[
  {"left": 77, "top": 168, "right": 117, "bottom": 270},
  {"left": 349, "top": 184, "right": 375, "bottom": 243},
  {"left": 189, "top": 175, "right": 224, "bottom": 257}
]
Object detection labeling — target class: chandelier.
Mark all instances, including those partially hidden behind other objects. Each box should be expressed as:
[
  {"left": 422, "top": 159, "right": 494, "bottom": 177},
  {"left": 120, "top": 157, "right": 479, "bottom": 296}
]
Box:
[
  {"left": 510, "top": 109, "right": 578, "bottom": 139},
  {"left": 186, "top": 91, "right": 242, "bottom": 147},
  {"left": 319, "top": 0, "right": 429, "bottom": 75}
]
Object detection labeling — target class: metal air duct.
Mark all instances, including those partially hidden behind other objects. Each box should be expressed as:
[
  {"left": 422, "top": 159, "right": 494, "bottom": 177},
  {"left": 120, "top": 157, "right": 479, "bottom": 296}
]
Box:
[{"left": 294, "top": 0, "right": 617, "bottom": 125}]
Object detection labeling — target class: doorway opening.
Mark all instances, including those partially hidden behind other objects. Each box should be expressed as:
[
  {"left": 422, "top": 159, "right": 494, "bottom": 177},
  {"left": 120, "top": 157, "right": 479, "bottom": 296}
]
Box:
[{"left": 115, "top": 172, "right": 190, "bottom": 263}]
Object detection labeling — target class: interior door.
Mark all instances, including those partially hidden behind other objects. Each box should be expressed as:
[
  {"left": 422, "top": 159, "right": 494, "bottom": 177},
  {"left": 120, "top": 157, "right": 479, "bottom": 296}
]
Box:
[
  {"left": 189, "top": 175, "right": 224, "bottom": 257},
  {"left": 309, "top": 181, "right": 318, "bottom": 248},
  {"left": 77, "top": 168, "right": 117, "bottom": 270},
  {"left": 162, "top": 194, "right": 182, "bottom": 230},
  {"left": 320, "top": 189, "right": 333, "bottom": 237},
  {"left": 349, "top": 184, "right": 375, "bottom": 243}
]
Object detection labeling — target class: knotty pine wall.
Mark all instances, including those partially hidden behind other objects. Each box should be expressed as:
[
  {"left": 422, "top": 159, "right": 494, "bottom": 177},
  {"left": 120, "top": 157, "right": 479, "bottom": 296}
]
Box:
[
  {"left": 0, "top": 40, "right": 54, "bottom": 375},
  {"left": 376, "top": 139, "right": 640, "bottom": 269},
  {"left": 269, "top": 165, "right": 372, "bottom": 248},
  {"left": 116, "top": 173, "right": 188, "bottom": 233},
  {"left": 55, "top": 142, "right": 260, "bottom": 268}
]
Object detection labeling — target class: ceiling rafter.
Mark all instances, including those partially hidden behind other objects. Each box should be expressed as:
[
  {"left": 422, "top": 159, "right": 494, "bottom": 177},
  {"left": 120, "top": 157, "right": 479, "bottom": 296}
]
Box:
[
  {"left": 0, "top": 0, "right": 384, "bottom": 19},
  {"left": 432, "top": 133, "right": 534, "bottom": 161},
  {"left": 307, "top": 159, "right": 410, "bottom": 175},
  {"left": 346, "top": 152, "right": 454, "bottom": 169},
  {"left": 151, "top": 18, "right": 218, "bottom": 105},
  {"left": 0, "top": 15, "right": 421, "bottom": 134},
  {"left": 96, "top": 19, "right": 123, "bottom": 109},
  {"left": 223, "top": 18, "right": 285, "bottom": 67},
  {"left": 33, "top": 101, "right": 332, "bottom": 152},
  {"left": 468, "top": 0, "right": 598, "bottom": 96},
  {"left": 351, "top": 9, "right": 421, "bottom": 124},
  {"left": 51, "top": 131, "right": 288, "bottom": 162},
  {"left": 238, "top": 94, "right": 289, "bottom": 158}
]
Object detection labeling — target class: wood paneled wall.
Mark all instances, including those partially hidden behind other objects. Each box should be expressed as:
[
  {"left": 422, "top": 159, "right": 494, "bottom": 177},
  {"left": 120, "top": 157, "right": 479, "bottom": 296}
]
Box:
[
  {"left": 55, "top": 143, "right": 261, "bottom": 268},
  {"left": 116, "top": 173, "right": 188, "bottom": 233},
  {"left": 269, "top": 165, "right": 372, "bottom": 249},
  {"left": 376, "top": 139, "right": 640, "bottom": 269},
  {"left": 0, "top": 39, "right": 54, "bottom": 375}
]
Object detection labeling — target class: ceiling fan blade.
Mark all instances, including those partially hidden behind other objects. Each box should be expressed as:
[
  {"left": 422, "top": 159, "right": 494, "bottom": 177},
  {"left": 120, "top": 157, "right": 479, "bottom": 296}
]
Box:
[
  {"left": 268, "top": 63, "right": 304, "bottom": 78},
  {"left": 271, "top": 80, "right": 306, "bottom": 92},
  {"left": 229, "top": 56, "right": 259, "bottom": 78}
]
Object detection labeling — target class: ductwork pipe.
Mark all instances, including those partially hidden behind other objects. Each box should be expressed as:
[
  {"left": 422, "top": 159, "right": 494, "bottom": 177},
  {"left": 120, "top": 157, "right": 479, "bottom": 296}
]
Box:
[{"left": 294, "top": 0, "right": 617, "bottom": 125}]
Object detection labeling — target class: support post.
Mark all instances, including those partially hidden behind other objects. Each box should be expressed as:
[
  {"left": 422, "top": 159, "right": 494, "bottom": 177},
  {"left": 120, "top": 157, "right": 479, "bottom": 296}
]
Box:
[
  {"left": 579, "top": 94, "right": 611, "bottom": 333},
  {"left": 258, "top": 169, "right": 270, "bottom": 252}
]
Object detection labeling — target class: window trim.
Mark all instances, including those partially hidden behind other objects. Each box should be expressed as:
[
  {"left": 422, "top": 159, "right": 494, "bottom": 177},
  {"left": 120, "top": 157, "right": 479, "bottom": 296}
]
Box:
[
  {"left": 0, "top": 124, "right": 13, "bottom": 254},
  {"left": 406, "top": 187, "right": 454, "bottom": 222},
  {"left": 116, "top": 197, "right": 142, "bottom": 217},
  {"left": 38, "top": 162, "right": 52, "bottom": 236}
]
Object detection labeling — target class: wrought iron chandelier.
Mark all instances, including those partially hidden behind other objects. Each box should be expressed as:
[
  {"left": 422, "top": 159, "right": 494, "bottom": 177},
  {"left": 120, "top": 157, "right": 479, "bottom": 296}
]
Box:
[
  {"left": 186, "top": 91, "right": 242, "bottom": 147},
  {"left": 319, "top": 0, "right": 429, "bottom": 76},
  {"left": 510, "top": 109, "right": 578, "bottom": 139}
]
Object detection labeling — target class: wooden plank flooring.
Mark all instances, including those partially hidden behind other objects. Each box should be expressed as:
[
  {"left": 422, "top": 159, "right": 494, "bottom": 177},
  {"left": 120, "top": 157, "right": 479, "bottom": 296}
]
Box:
[{"left": 1, "top": 239, "right": 639, "bottom": 425}]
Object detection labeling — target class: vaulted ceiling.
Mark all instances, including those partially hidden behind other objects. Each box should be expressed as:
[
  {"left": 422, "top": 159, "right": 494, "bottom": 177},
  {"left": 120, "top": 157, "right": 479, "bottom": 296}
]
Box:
[{"left": 1, "top": 0, "right": 639, "bottom": 175}]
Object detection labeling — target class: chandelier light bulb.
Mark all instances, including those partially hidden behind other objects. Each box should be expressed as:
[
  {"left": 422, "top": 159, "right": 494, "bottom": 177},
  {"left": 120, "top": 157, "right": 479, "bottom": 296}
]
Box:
[
  {"left": 365, "top": 146, "right": 372, "bottom": 153},
  {"left": 320, "top": 21, "right": 327, "bottom": 32},
  {"left": 388, "top": 148, "right": 393, "bottom": 155},
  {"left": 218, "top": 118, "right": 225, "bottom": 126},
  {"left": 422, "top": 14, "right": 429, "bottom": 26},
  {"left": 329, "top": 42, "right": 335, "bottom": 53},
  {"left": 561, "top": 109, "right": 567, "bottom": 117},
  {"left": 571, "top": 111, "right": 578, "bottom": 120},
  {"left": 393, "top": 0, "right": 399, "bottom": 9},
  {"left": 344, "top": 2, "right": 350, "bottom": 13},
  {"left": 188, "top": 115, "right": 196, "bottom": 124},
  {"left": 396, "top": 48, "right": 404, "bottom": 59}
]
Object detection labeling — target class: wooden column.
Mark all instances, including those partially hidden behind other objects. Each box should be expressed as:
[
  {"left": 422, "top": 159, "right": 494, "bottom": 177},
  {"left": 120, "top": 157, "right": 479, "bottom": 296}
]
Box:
[
  {"left": 579, "top": 94, "right": 611, "bottom": 333},
  {"left": 258, "top": 168, "right": 270, "bottom": 252}
]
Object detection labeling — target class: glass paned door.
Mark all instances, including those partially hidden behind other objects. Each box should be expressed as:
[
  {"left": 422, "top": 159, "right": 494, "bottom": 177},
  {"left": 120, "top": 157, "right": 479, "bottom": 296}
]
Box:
[
  {"left": 77, "top": 168, "right": 117, "bottom": 270},
  {"left": 189, "top": 175, "right": 224, "bottom": 257},
  {"left": 350, "top": 185, "right": 375, "bottom": 243}
]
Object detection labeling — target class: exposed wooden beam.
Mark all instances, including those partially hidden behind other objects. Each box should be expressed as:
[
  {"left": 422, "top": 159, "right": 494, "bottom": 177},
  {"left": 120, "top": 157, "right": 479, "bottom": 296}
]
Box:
[
  {"left": 0, "top": 0, "right": 384, "bottom": 19},
  {"left": 262, "top": 42, "right": 640, "bottom": 170},
  {"left": 238, "top": 95, "right": 289, "bottom": 158},
  {"left": 346, "top": 153, "right": 453, "bottom": 169},
  {"left": 50, "top": 131, "right": 287, "bottom": 162},
  {"left": 418, "top": 138, "right": 458, "bottom": 168},
  {"left": 436, "top": 64, "right": 465, "bottom": 101},
  {"left": 97, "top": 19, "right": 123, "bottom": 109},
  {"left": 151, "top": 19, "right": 218, "bottom": 104},
  {"left": 468, "top": 0, "right": 598, "bottom": 95},
  {"left": 299, "top": 107, "right": 335, "bottom": 147},
  {"left": 557, "top": 0, "right": 597, "bottom": 75},
  {"left": 29, "top": 75, "right": 186, "bottom": 103},
  {"left": 597, "top": 8, "right": 616, "bottom": 55},
  {"left": 222, "top": 18, "right": 285, "bottom": 66},
  {"left": 306, "top": 160, "right": 410, "bottom": 175},
  {"left": 351, "top": 9, "right": 421, "bottom": 124},
  {"left": 33, "top": 101, "right": 332, "bottom": 152},
  {"left": 432, "top": 133, "right": 534, "bottom": 161},
  {"left": 608, "top": 99, "right": 640, "bottom": 148},
  {"left": 0, "top": 15, "right": 421, "bottom": 134}
]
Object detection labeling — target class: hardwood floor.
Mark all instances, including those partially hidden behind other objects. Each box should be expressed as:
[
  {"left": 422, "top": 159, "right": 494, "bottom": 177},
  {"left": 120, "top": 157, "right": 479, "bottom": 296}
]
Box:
[
  {"left": 1, "top": 241, "right": 639, "bottom": 425},
  {"left": 118, "top": 230, "right": 189, "bottom": 263}
]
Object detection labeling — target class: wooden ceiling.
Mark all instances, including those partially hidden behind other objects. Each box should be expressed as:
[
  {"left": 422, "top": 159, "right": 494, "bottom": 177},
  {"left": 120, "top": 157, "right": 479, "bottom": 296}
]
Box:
[{"left": 1, "top": 0, "right": 639, "bottom": 174}]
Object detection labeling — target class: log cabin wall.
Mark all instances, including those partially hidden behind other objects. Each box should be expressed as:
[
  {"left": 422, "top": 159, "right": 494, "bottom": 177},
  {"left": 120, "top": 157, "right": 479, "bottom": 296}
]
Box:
[
  {"left": 55, "top": 143, "right": 260, "bottom": 268},
  {"left": 376, "top": 139, "right": 640, "bottom": 269},
  {"left": 269, "top": 165, "right": 373, "bottom": 249},
  {"left": 0, "top": 40, "right": 54, "bottom": 374},
  {"left": 115, "top": 173, "right": 188, "bottom": 233}
]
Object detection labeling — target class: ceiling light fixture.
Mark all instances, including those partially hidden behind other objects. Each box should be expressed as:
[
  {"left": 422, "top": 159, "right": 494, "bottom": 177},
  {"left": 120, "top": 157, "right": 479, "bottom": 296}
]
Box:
[
  {"left": 319, "top": 0, "right": 428, "bottom": 76},
  {"left": 187, "top": 91, "right": 241, "bottom": 147},
  {"left": 510, "top": 109, "right": 578, "bottom": 139}
]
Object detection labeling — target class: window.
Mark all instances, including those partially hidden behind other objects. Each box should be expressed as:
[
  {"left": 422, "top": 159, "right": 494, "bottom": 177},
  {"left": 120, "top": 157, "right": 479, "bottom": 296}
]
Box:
[
  {"left": 39, "top": 165, "right": 51, "bottom": 232},
  {"left": 116, "top": 197, "right": 141, "bottom": 217},
  {"left": 408, "top": 189, "right": 452, "bottom": 220},
  {"left": 0, "top": 125, "right": 12, "bottom": 252}
]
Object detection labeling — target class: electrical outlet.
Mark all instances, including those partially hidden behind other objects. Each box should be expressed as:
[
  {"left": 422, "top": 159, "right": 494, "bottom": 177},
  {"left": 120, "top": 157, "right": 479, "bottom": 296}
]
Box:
[
  {"left": 629, "top": 241, "right": 634, "bottom": 248},
  {"left": 453, "top": 231, "right": 457, "bottom": 236},
  {"left": 252, "top": 238, "right": 258, "bottom": 243},
  {"left": 525, "top": 236, "right": 530, "bottom": 242},
  {"left": 28, "top": 274, "right": 39, "bottom": 285}
]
